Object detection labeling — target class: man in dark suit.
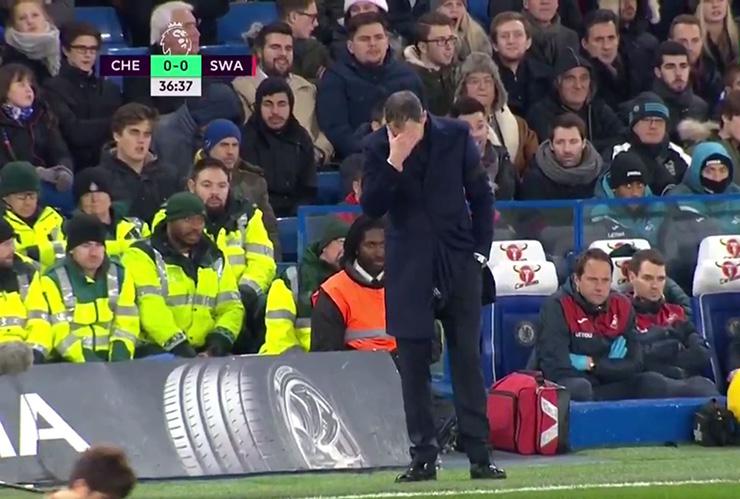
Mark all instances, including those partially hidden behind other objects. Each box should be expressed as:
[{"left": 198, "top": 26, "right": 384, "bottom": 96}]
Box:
[{"left": 361, "top": 91, "right": 505, "bottom": 482}]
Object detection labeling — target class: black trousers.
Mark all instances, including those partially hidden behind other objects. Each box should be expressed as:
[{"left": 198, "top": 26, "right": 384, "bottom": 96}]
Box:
[
  {"left": 395, "top": 257, "right": 490, "bottom": 465},
  {"left": 561, "top": 372, "right": 720, "bottom": 402}
]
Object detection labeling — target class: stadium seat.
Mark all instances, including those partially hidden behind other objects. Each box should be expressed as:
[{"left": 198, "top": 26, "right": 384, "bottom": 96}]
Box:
[
  {"left": 484, "top": 261, "right": 558, "bottom": 386},
  {"left": 217, "top": 2, "right": 279, "bottom": 45},
  {"left": 589, "top": 238, "right": 651, "bottom": 255},
  {"left": 609, "top": 256, "right": 632, "bottom": 291},
  {"left": 317, "top": 171, "right": 342, "bottom": 205},
  {"left": 468, "top": 0, "right": 490, "bottom": 32},
  {"left": 489, "top": 239, "right": 547, "bottom": 265},
  {"left": 200, "top": 44, "right": 251, "bottom": 56},
  {"left": 692, "top": 254, "right": 740, "bottom": 386},
  {"left": 74, "top": 7, "right": 126, "bottom": 47},
  {"left": 278, "top": 217, "right": 298, "bottom": 262},
  {"left": 697, "top": 234, "right": 740, "bottom": 262}
]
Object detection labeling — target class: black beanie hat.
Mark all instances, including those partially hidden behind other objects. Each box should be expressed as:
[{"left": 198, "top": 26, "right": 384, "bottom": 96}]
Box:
[
  {"left": 73, "top": 167, "right": 112, "bottom": 205},
  {"left": 0, "top": 217, "right": 13, "bottom": 244},
  {"left": 609, "top": 151, "right": 648, "bottom": 189},
  {"left": 255, "top": 77, "right": 295, "bottom": 116},
  {"left": 65, "top": 213, "right": 107, "bottom": 252},
  {"left": 628, "top": 92, "right": 670, "bottom": 127}
]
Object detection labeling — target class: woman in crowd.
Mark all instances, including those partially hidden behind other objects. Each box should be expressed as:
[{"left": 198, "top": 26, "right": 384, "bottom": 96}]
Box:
[
  {"left": 2, "top": 0, "right": 61, "bottom": 84},
  {"left": 454, "top": 52, "right": 538, "bottom": 178},
  {"left": 697, "top": 0, "right": 740, "bottom": 75},
  {"left": 0, "top": 63, "right": 73, "bottom": 211},
  {"left": 433, "top": 0, "right": 491, "bottom": 61}
]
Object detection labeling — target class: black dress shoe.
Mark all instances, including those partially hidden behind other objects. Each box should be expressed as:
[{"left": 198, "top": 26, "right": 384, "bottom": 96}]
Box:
[
  {"left": 470, "top": 462, "right": 507, "bottom": 480},
  {"left": 395, "top": 462, "right": 437, "bottom": 483}
]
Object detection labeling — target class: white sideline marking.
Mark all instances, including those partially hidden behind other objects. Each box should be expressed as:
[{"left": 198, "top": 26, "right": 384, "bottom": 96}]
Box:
[{"left": 304, "top": 479, "right": 740, "bottom": 499}]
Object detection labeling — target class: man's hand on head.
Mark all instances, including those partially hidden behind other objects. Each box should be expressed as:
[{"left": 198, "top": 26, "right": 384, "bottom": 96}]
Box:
[{"left": 387, "top": 126, "right": 423, "bottom": 172}]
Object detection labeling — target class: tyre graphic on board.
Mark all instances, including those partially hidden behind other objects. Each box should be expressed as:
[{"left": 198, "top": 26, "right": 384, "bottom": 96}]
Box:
[{"left": 163, "top": 360, "right": 366, "bottom": 476}]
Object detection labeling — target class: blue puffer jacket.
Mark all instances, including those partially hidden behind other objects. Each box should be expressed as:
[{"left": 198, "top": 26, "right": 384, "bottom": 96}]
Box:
[
  {"left": 589, "top": 174, "right": 663, "bottom": 246},
  {"left": 668, "top": 141, "right": 740, "bottom": 233},
  {"left": 316, "top": 48, "right": 424, "bottom": 159}
]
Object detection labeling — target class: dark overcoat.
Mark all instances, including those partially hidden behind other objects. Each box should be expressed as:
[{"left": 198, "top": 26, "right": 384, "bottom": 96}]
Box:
[{"left": 361, "top": 116, "right": 493, "bottom": 339}]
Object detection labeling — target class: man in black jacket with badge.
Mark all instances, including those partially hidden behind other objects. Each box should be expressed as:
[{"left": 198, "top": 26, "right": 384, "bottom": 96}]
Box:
[{"left": 361, "top": 91, "right": 504, "bottom": 483}]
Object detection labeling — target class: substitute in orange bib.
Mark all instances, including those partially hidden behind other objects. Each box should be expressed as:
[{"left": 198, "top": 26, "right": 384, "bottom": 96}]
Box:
[{"left": 310, "top": 215, "right": 393, "bottom": 352}]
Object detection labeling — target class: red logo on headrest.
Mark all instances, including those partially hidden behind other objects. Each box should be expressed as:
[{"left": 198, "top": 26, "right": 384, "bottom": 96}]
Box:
[
  {"left": 717, "top": 261, "right": 740, "bottom": 284},
  {"left": 514, "top": 264, "right": 541, "bottom": 289},
  {"left": 501, "top": 243, "right": 528, "bottom": 261},
  {"left": 721, "top": 238, "right": 740, "bottom": 259},
  {"left": 616, "top": 260, "right": 630, "bottom": 286},
  {"left": 607, "top": 241, "right": 626, "bottom": 250}
]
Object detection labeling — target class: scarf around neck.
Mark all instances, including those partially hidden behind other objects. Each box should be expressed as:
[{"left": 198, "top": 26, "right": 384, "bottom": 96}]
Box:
[
  {"left": 536, "top": 140, "right": 603, "bottom": 186},
  {"left": 5, "top": 23, "right": 61, "bottom": 76},
  {"left": 2, "top": 103, "right": 34, "bottom": 123}
]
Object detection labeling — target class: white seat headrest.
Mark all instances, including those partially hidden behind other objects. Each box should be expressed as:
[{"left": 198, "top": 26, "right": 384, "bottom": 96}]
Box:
[
  {"left": 489, "top": 240, "right": 546, "bottom": 264},
  {"left": 491, "top": 260, "right": 559, "bottom": 296},
  {"left": 610, "top": 257, "right": 632, "bottom": 292},
  {"left": 697, "top": 235, "right": 740, "bottom": 262},
  {"left": 692, "top": 258, "right": 740, "bottom": 295},
  {"left": 589, "top": 238, "right": 651, "bottom": 255}
]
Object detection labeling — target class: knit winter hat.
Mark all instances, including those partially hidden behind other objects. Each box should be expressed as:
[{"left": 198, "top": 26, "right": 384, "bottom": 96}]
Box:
[
  {"left": 0, "top": 162, "right": 40, "bottom": 198},
  {"left": 73, "top": 167, "right": 112, "bottom": 205},
  {"left": 204, "top": 119, "right": 242, "bottom": 153},
  {"left": 0, "top": 217, "right": 13, "bottom": 244},
  {"left": 609, "top": 151, "right": 648, "bottom": 189},
  {"left": 319, "top": 218, "right": 350, "bottom": 251},
  {"left": 628, "top": 92, "right": 670, "bottom": 128},
  {"left": 165, "top": 192, "right": 206, "bottom": 222},
  {"left": 65, "top": 213, "right": 107, "bottom": 252},
  {"left": 344, "top": 0, "right": 389, "bottom": 13},
  {"left": 454, "top": 52, "right": 508, "bottom": 112}
]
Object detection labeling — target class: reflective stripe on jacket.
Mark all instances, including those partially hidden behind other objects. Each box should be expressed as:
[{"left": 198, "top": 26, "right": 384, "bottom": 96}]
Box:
[
  {"left": 122, "top": 239, "right": 244, "bottom": 350},
  {"left": 4, "top": 207, "right": 65, "bottom": 269},
  {"left": 260, "top": 276, "right": 311, "bottom": 355},
  {"left": 105, "top": 217, "right": 151, "bottom": 258},
  {"left": 0, "top": 253, "right": 39, "bottom": 344},
  {"left": 152, "top": 207, "right": 275, "bottom": 294},
  {"left": 320, "top": 270, "right": 393, "bottom": 352},
  {"left": 25, "top": 259, "right": 139, "bottom": 362}
]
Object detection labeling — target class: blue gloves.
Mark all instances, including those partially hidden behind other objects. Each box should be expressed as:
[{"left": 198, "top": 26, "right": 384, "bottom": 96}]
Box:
[
  {"left": 608, "top": 336, "right": 627, "bottom": 359},
  {"left": 569, "top": 354, "right": 590, "bottom": 371}
]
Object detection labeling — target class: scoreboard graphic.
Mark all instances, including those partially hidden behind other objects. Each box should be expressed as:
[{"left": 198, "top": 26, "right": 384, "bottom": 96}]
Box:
[{"left": 99, "top": 53, "right": 256, "bottom": 97}]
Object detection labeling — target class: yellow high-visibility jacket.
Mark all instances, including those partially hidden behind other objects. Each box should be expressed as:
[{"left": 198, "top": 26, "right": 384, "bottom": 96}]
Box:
[
  {"left": 121, "top": 225, "right": 244, "bottom": 351},
  {"left": 105, "top": 215, "right": 150, "bottom": 258},
  {"left": 0, "top": 253, "right": 39, "bottom": 344},
  {"left": 25, "top": 257, "right": 139, "bottom": 362},
  {"left": 151, "top": 196, "right": 275, "bottom": 296},
  {"left": 260, "top": 267, "right": 311, "bottom": 355},
  {"left": 3, "top": 206, "right": 65, "bottom": 269}
]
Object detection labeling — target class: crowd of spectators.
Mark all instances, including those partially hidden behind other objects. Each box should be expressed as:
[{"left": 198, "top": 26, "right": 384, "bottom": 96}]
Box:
[{"left": 0, "top": 0, "right": 739, "bottom": 403}]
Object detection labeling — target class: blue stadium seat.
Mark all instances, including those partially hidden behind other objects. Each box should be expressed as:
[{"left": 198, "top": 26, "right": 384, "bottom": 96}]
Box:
[
  {"left": 278, "top": 217, "right": 298, "bottom": 262},
  {"left": 693, "top": 256, "right": 740, "bottom": 388},
  {"left": 317, "top": 171, "right": 342, "bottom": 205},
  {"left": 487, "top": 261, "right": 559, "bottom": 386},
  {"left": 217, "top": 3, "right": 279, "bottom": 45},
  {"left": 468, "top": 0, "right": 490, "bottom": 32},
  {"left": 200, "top": 44, "right": 251, "bottom": 56},
  {"left": 74, "top": 7, "right": 126, "bottom": 47}
]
